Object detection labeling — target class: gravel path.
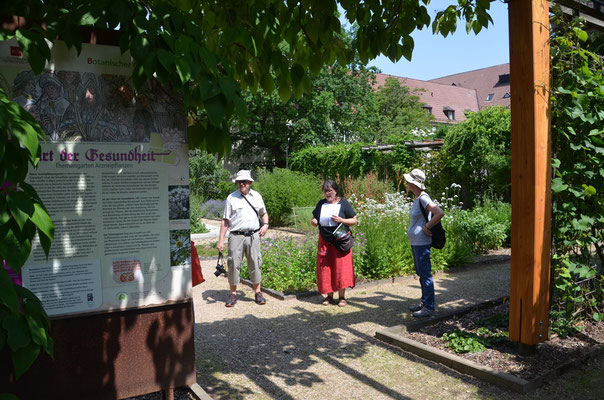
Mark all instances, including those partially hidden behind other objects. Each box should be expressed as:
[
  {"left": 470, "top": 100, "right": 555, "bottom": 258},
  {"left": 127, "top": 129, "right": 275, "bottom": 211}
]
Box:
[{"left": 192, "top": 258, "right": 515, "bottom": 400}]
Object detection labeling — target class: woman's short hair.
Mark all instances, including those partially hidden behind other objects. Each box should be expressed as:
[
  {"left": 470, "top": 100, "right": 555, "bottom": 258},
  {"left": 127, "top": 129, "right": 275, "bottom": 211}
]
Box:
[{"left": 322, "top": 179, "right": 341, "bottom": 196}]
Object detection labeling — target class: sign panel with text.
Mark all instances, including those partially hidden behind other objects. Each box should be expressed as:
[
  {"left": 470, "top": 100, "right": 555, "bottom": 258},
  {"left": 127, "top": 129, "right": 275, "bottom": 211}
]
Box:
[{"left": 0, "top": 39, "right": 191, "bottom": 317}]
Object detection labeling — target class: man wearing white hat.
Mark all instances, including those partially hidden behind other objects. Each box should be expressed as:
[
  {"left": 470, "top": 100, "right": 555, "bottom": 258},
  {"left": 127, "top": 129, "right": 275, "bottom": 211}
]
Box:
[{"left": 218, "top": 170, "right": 269, "bottom": 307}]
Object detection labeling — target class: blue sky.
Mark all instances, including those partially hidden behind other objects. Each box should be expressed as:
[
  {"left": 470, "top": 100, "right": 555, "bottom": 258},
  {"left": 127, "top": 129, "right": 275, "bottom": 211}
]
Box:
[{"left": 364, "top": 0, "right": 510, "bottom": 80}]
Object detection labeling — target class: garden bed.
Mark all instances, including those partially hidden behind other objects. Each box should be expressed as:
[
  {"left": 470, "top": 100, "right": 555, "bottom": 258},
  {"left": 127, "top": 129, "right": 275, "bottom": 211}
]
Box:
[{"left": 376, "top": 298, "right": 604, "bottom": 393}]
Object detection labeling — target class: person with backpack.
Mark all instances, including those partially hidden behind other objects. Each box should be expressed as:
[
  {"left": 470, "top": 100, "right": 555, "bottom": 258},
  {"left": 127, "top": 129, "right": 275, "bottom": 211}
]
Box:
[{"left": 404, "top": 169, "right": 445, "bottom": 317}]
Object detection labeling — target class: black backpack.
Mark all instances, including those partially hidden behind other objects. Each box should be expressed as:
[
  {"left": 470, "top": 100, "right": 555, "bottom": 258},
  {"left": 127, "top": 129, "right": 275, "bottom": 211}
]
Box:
[{"left": 418, "top": 196, "right": 446, "bottom": 250}]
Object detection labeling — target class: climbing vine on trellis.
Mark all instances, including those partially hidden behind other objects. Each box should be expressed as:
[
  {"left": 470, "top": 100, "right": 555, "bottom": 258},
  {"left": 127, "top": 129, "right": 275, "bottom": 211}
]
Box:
[{"left": 550, "top": 8, "right": 604, "bottom": 327}]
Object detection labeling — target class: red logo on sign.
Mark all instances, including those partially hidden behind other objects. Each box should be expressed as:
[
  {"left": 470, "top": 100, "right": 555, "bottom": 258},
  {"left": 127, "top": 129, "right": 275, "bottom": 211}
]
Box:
[{"left": 10, "top": 46, "right": 22, "bottom": 57}]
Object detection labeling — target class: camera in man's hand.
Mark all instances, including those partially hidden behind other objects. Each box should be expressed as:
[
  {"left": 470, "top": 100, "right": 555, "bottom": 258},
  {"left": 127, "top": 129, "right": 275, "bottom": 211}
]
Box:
[
  {"left": 214, "top": 263, "right": 227, "bottom": 277},
  {"left": 214, "top": 252, "right": 227, "bottom": 277}
]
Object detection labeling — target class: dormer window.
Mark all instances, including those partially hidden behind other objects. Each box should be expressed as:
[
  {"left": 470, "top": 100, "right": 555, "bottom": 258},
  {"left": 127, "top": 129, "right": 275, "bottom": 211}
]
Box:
[
  {"left": 443, "top": 107, "right": 455, "bottom": 121},
  {"left": 423, "top": 106, "right": 433, "bottom": 115},
  {"left": 503, "top": 92, "right": 511, "bottom": 98},
  {"left": 495, "top": 74, "right": 510, "bottom": 86},
  {"left": 486, "top": 93, "right": 494, "bottom": 101}
]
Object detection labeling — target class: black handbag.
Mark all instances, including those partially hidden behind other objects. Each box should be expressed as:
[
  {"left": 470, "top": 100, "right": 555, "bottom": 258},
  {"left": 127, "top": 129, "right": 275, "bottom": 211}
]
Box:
[
  {"left": 419, "top": 197, "right": 446, "bottom": 250},
  {"left": 332, "top": 223, "right": 354, "bottom": 252},
  {"left": 335, "top": 231, "right": 354, "bottom": 252}
]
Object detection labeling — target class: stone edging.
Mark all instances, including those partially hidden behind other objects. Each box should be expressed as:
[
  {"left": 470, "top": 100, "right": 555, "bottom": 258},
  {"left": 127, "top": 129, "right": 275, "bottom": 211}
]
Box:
[{"left": 374, "top": 297, "right": 604, "bottom": 393}]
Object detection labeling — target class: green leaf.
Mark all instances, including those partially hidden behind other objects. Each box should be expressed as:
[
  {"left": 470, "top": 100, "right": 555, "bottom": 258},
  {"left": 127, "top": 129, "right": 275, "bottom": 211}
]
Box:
[
  {"left": 12, "top": 342, "right": 41, "bottom": 379},
  {"left": 7, "top": 191, "right": 35, "bottom": 230},
  {"left": 3, "top": 314, "right": 31, "bottom": 352},
  {"left": 0, "top": 269, "right": 19, "bottom": 313},
  {"left": 0, "top": 393, "right": 19, "bottom": 400},
  {"left": 574, "top": 28, "right": 588, "bottom": 42},
  {"left": 30, "top": 203, "right": 54, "bottom": 242},
  {"left": 25, "top": 313, "right": 48, "bottom": 348},
  {"left": 0, "top": 221, "right": 32, "bottom": 270},
  {"left": 290, "top": 64, "right": 304, "bottom": 89},
  {"left": 175, "top": 57, "right": 192, "bottom": 85},
  {"left": 204, "top": 94, "right": 227, "bottom": 125},
  {"left": 551, "top": 177, "right": 568, "bottom": 193},
  {"left": 260, "top": 72, "right": 274, "bottom": 93},
  {"left": 582, "top": 184, "right": 596, "bottom": 196},
  {"left": 15, "top": 29, "right": 50, "bottom": 75},
  {"left": 156, "top": 49, "right": 175, "bottom": 72},
  {"left": 5, "top": 102, "right": 42, "bottom": 162},
  {"left": 594, "top": 313, "right": 602, "bottom": 322}
]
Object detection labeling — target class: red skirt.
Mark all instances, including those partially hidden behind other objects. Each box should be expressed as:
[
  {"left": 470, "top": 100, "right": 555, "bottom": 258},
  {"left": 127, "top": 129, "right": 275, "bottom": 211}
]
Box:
[{"left": 316, "top": 234, "right": 355, "bottom": 294}]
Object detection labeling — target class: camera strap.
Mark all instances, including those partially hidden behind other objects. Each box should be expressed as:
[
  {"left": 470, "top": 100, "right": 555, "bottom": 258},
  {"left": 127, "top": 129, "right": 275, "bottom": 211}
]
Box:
[{"left": 217, "top": 251, "right": 224, "bottom": 266}]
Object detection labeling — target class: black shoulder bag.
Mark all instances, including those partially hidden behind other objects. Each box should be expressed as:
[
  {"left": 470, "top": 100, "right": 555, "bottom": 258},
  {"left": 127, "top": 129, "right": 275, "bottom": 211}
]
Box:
[
  {"left": 418, "top": 196, "right": 446, "bottom": 250},
  {"left": 241, "top": 194, "right": 264, "bottom": 231}
]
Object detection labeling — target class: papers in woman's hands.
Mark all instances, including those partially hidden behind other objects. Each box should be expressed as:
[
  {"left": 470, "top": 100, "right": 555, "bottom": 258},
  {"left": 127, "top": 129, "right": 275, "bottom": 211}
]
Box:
[{"left": 319, "top": 203, "right": 341, "bottom": 226}]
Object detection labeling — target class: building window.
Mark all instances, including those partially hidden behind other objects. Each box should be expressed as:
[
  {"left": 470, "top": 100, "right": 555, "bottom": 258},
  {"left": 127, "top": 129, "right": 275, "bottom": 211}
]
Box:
[
  {"left": 486, "top": 93, "right": 494, "bottom": 101},
  {"left": 445, "top": 110, "right": 455, "bottom": 120},
  {"left": 495, "top": 74, "right": 510, "bottom": 86},
  {"left": 423, "top": 106, "right": 432, "bottom": 115},
  {"left": 503, "top": 92, "right": 511, "bottom": 98}
]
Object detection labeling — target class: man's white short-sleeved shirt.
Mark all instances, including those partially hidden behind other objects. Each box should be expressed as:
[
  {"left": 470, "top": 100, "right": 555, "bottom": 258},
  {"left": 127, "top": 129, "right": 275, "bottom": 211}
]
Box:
[{"left": 223, "top": 189, "right": 267, "bottom": 232}]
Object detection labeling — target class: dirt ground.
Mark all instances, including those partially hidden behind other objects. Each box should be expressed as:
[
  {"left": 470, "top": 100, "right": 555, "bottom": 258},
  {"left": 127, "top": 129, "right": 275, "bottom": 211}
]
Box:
[
  {"left": 132, "top": 222, "right": 603, "bottom": 399},
  {"left": 404, "top": 302, "right": 604, "bottom": 380},
  {"left": 185, "top": 256, "right": 604, "bottom": 400}
]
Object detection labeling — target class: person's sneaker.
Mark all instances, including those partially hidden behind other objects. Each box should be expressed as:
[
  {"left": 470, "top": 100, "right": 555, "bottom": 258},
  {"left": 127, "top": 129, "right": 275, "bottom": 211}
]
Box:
[
  {"left": 408, "top": 303, "right": 424, "bottom": 312},
  {"left": 255, "top": 292, "right": 266, "bottom": 305},
  {"left": 225, "top": 293, "right": 237, "bottom": 307},
  {"left": 412, "top": 307, "right": 434, "bottom": 318}
]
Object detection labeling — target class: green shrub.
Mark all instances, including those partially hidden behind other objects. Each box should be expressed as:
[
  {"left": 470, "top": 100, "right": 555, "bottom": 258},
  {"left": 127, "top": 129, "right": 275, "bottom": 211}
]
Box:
[
  {"left": 189, "top": 150, "right": 231, "bottom": 200},
  {"left": 289, "top": 142, "right": 414, "bottom": 184},
  {"left": 253, "top": 168, "right": 322, "bottom": 226},
  {"left": 447, "top": 206, "right": 509, "bottom": 254},
  {"left": 287, "top": 206, "right": 316, "bottom": 232},
  {"left": 242, "top": 235, "right": 318, "bottom": 294},
  {"left": 190, "top": 194, "right": 209, "bottom": 234},
  {"left": 473, "top": 199, "right": 511, "bottom": 246}
]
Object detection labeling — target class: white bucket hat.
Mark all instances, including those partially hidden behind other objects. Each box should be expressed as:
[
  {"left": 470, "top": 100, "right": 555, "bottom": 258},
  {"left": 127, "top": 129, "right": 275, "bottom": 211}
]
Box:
[
  {"left": 233, "top": 169, "right": 254, "bottom": 182},
  {"left": 404, "top": 169, "right": 426, "bottom": 190}
]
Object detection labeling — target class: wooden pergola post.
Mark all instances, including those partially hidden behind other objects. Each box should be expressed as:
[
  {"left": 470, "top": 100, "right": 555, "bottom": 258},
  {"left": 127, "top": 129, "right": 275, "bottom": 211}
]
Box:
[{"left": 508, "top": 0, "right": 552, "bottom": 346}]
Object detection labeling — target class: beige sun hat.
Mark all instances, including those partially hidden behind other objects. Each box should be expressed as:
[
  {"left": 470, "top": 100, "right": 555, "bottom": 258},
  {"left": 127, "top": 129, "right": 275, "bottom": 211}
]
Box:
[
  {"left": 404, "top": 168, "right": 426, "bottom": 190},
  {"left": 233, "top": 169, "right": 254, "bottom": 182}
]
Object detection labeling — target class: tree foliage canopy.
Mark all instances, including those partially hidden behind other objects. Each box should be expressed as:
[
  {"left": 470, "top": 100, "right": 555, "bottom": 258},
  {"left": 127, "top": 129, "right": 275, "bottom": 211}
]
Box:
[
  {"left": 374, "top": 76, "right": 433, "bottom": 143},
  {"left": 2, "top": 0, "right": 494, "bottom": 155},
  {"left": 435, "top": 106, "right": 511, "bottom": 208},
  {"left": 231, "top": 62, "right": 378, "bottom": 168}
]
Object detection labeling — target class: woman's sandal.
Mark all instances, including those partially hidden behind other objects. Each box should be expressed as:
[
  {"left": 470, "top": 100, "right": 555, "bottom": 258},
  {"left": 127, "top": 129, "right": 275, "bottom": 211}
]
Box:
[
  {"left": 321, "top": 296, "right": 335, "bottom": 306},
  {"left": 337, "top": 298, "right": 347, "bottom": 307}
]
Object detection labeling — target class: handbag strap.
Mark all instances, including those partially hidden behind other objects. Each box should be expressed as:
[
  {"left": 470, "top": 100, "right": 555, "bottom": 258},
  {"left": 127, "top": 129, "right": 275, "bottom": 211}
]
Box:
[{"left": 241, "top": 193, "right": 259, "bottom": 217}]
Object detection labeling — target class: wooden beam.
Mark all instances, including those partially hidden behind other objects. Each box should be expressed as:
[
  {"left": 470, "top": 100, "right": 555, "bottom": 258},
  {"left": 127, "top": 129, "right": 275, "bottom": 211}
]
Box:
[{"left": 508, "top": 0, "right": 553, "bottom": 345}]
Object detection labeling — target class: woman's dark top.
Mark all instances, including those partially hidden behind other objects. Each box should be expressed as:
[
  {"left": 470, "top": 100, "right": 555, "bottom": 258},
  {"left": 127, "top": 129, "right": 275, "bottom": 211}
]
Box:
[{"left": 312, "top": 198, "right": 356, "bottom": 243}]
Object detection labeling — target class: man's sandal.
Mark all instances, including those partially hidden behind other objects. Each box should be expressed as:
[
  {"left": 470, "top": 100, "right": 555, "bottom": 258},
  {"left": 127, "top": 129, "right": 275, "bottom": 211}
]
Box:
[
  {"left": 321, "top": 296, "right": 335, "bottom": 305},
  {"left": 337, "top": 298, "right": 347, "bottom": 307}
]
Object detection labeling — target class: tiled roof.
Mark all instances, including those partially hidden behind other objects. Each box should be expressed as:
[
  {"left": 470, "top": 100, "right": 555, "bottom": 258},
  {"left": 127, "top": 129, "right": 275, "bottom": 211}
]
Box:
[
  {"left": 373, "top": 73, "right": 480, "bottom": 124},
  {"left": 429, "top": 63, "right": 511, "bottom": 110}
]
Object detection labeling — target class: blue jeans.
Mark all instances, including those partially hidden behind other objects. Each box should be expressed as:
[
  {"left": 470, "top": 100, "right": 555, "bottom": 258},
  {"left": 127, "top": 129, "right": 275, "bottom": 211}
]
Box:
[{"left": 411, "top": 244, "right": 435, "bottom": 310}]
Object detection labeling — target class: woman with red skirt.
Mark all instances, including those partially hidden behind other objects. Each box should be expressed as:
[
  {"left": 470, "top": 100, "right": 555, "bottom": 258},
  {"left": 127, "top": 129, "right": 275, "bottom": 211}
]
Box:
[{"left": 311, "top": 180, "right": 357, "bottom": 307}]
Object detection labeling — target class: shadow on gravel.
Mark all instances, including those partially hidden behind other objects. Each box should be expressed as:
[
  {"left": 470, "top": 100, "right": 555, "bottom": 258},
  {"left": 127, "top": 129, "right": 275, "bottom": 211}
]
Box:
[{"left": 193, "top": 264, "right": 513, "bottom": 400}]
